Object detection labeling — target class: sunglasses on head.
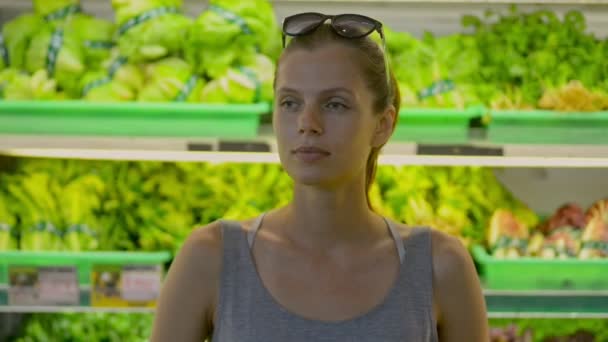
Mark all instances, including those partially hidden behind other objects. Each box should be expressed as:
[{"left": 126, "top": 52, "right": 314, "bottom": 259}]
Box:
[{"left": 282, "top": 12, "right": 391, "bottom": 86}]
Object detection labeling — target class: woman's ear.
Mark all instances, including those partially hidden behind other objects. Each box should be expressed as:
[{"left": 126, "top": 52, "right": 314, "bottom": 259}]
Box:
[{"left": 372, "top": 105, "right": 396, "bottom": 148}]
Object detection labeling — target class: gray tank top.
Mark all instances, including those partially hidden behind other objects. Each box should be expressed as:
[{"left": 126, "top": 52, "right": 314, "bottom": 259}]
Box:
[{"left": 212, "top": 214, "right": 438, "bottom": 341}]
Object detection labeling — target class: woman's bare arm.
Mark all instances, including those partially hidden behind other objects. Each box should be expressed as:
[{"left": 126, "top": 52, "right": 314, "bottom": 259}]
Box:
[
  {"left": 432, "top": 231, "right": 489, "bottom": 342},
  {"left": 151, "top": 222, "right": 223, "bottom": 342}
]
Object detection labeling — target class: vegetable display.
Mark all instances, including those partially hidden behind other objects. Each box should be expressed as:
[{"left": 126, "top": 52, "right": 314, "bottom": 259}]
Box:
[{"left": 486, "top": 199, "right": 608, "bottom": 259}]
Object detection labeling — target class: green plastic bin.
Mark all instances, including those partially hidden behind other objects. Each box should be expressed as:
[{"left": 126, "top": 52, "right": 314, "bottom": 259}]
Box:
[
  {"left": 472, "top": 245, "right": 608, "bottom": 291},
  {"left": 488, "top": 110, "right": 608, "bottom": 145},
  {"left": 0, "top": 251, "right": 171, "bottom": 306},
  {"left": 0, "top": 100, "right": 270, "bottom": 139},
  {"left": 393, "top": 107, "right": 480, "bottom": 143}
]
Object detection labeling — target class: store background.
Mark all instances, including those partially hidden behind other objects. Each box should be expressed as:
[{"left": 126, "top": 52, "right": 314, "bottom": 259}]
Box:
[{"left": 1, "top": 0, "right": 608, "bottom": 341}]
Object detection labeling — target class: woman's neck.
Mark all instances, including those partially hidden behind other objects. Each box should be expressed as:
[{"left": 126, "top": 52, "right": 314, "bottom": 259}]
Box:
[{"left": 279, "top": 179, "right": 385, "bottom": 251}]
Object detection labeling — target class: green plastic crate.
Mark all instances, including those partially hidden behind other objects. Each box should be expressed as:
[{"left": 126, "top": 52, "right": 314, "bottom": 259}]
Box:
[
  {"left": 0, "top": 100, "right": 270, "bottom": 138},
  {"left": 488, "top": 110, "right": 608, "bottom": 145},
  {"left": 393, "top": 107, "right": 480, "bottom": 143},
  {"left": 0, "top": 251, "right": 171, "bottom": 306},
  {"left": 472, "top": 245, "right": 608, "bottom": 291}
]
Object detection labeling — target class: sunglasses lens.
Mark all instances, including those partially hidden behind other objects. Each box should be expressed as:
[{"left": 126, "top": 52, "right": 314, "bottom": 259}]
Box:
[
  {"left": 284, "top": 13, "right": 325, "bottom": 36},
  {"left": 332, "top": 15, "right": 376, "bottom": 38}
]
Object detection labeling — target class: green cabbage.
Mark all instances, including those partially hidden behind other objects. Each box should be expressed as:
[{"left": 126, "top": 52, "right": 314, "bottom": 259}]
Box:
[
  {"left": 138, "top": 57, "right": 205, "bottom": 102},
  {"left": 185, "top": 0, "right": 279, "bottom": 78},
  {"left": 112, "top": 0, "right": 191, "bottom": 62},
  {"left": 33, "top": 0, "right": 81, "bottom": 20},
  {"left": 25, "top": 26, "right": 85, "bottom": 97},
  {"left": 200, "top": 54, "right": 274, "bottom": 104},
  {"left": 1, "top": 14, "right": 46, "bottom": 70}
]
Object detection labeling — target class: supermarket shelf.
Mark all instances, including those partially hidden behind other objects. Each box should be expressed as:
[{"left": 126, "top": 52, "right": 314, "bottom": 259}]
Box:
[
  {"left": 0, "top": 306, "right": 154, "bottom": 314},
  {"left": 2, "top": 290, "right": 607, "bottom": 318},
  {"left": 2, "top": 141, "right": 608, "bottom": 167}
]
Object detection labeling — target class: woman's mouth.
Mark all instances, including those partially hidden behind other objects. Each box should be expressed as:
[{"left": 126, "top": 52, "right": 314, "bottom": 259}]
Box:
[{"left": 292, "top": 146, "right": 331, "bottom": 162}]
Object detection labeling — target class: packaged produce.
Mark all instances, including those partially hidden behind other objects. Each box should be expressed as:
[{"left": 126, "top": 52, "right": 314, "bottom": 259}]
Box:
[
  {"left": 539, "top": 203, "right": 587, "bottom": 235},
  {"left": 538, "top": 81, "right": 608, "bottom": 112},
  {"left": 138, "top": 57, "right": 205, "bottom": 102},
  {"left": 33, "top": 0, "right": 82, "bottom": 21},
  {"left": 487, "top": 209, "right": 529, "bottom": 258},
  {"left": 200, "top": 54, "right": 274, "bottom": 104},
  {"left": 25, "top": 25, "right": 86, "bottom": 97},
  {"left": 112, "top": 0, "right": 192, "bottom": 62},
  {"left": 580, "top": 199, "right": 608, "bottom": 259},
  {"left": 1, "top": 69, "right": 60, "bottom": 100},
  {"left": 59, "top": 14, "right": 116, "bottom": 68},
  {"left": 185, "top": 0, "right": 279, "bottom": 78},
  {"left": 0, "top": 13, "right": 46, "bottom": 70}
]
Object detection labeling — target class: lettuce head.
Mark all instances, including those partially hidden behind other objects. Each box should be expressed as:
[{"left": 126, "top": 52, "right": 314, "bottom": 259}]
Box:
[
  {"left": 33, "top": 0, "right": 81, "bottom": 20},
  {"left": 200, "top": 54, "right": 274, "bottom": 104},
  {"left": 138, "top": 57, "right": 205, "bottom": 102},
  {"left": 80, "top": 70, "right": 137, "bottom": 102},
  {"left": 185, "top": 0, "right": 278, "bottom": 78},
  {"left": 25, "top": 26, "right": 85, "bottom": 97},
  {"left": 1, "top": 14, "right": 46, "bottom": 70},
  {"left": 62, "top": 14, "right": 116, "bottom": 68},
  {"left": 3, "top": 69, "right": 60, "bottom": 100}
]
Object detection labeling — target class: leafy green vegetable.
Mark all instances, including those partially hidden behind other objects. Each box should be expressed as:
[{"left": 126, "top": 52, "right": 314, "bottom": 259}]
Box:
[
  {"left": 33, "top": 0, "right": 81, "bottom": 20},
  {"left": 138, "top": 57, "right": 204, "bottom": 102},
  {"left": 2, "top": 69, "right": 60, "bottom": 100},
  {"left": 25, "top": 26, "right": 86, "bottom": 97},
  {"left": 112, "top": 0, "right": 192, "bottom": 62},
  {"left": 185, "top": 0, "right": 279, "bottom": 78},
  {"left": 80, "top": 70, "right": 137, "bottom": 102},
  {"left": 1, "top": 13, "right": 46, "bottom": 70},
  {"left": 60, "top": 14, "right": 116, "bottom": 68},
  {"left": 200, "top": 54, "right": 274, "bottom": 104}
]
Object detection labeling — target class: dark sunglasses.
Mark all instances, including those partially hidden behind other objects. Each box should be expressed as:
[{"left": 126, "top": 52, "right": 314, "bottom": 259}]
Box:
[{"left": 282, "top": 12, "right": 391, "bottom": 86}]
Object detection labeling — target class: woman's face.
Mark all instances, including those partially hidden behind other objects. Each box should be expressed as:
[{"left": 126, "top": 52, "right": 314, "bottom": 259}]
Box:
[{"left": 273, "top": 44, "right": 389, "bottom": 189}]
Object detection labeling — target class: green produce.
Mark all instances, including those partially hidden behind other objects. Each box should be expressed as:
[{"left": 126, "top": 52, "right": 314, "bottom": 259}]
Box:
[
  {"left": 33, "top": 0, "right": 81, "bottom": 21},
  {"left": 112, "top": 0, "right": 192, "bottom": 62},
  {"left": 463, "top": 7, "right": 607, "bottom": 108},
  {"left": 20, "top": 222, "right": 64, "bottom": 251},
  {"left": 0, "top": 190, "right": 18, "bottom": 250},
  {"left": 185, "top": 0, "right": 279, "bottom": 78},
  {"left": 14, "top": 313, "right": 153, "bottom": 342},
  {"left": 80, "top": 69, "right": 137, "bottom": 102},
  {"left": 200, "top": 54, "right": 274, "bottom": 104},
  {"left": 25, "top": 25, "right": 86, "bottom": 97},
  {"left": 61, "top": 14, "right": 116, "bottom": 68},
  {"left": 2, "top": 69, "right": 60, "bottom": 100},
  {"left": 138, "top": 57, "right": 204, "bottom": 102},
  {"left": 490, "top": 318, "right": 608, "bottom": 342},
  {"left": 1, "top": 13, "right": 46, "bottom": 70}
]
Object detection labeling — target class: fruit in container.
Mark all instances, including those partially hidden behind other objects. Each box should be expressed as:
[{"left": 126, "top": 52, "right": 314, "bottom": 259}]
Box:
[
  {"left": 580, "top": 199, "right": 608, "bottom": 259},
  {"left": 488, "top": 209, "right": 529, "bottom": 258}
]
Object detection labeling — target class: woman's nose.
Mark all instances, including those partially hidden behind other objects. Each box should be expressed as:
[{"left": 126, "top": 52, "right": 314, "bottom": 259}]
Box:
[{"left": 298, "top": 106, "right": 324, "bottom": 135}]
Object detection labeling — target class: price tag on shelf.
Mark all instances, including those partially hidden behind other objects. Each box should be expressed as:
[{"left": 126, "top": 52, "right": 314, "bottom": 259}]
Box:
[
  {"left": 121, "top": 265, "right": 161, "bottom": 302},
  {"left": 8, "top": 266, "right": 79, "bottom": 306}
]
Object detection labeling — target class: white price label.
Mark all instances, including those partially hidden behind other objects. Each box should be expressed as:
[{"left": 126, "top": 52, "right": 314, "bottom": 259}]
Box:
[
  {"left": 38, "top": 267, "right": 79, "bottom": 305},
  {"left": 121, "top": 266, "right": 161, "bottom": 302}
]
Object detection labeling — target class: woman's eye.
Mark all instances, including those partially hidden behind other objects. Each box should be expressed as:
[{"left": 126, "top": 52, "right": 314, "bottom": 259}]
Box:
[
  {"left": 325, "top": 101, "right": 348, "bottom": 111},
  {"left": 280, "top": 100, "right": 299, "bottom": 111}
]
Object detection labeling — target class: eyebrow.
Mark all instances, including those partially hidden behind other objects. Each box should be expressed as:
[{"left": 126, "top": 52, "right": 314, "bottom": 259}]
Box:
[{"left": 277, "top": 87, "right": 355, "bottom": 97}]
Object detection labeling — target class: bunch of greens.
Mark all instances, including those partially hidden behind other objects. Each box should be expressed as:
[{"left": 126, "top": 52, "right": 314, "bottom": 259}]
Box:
[
  {"left": 80, "top": 53, "right": 145, "bottom": 102},
  {"left": 138, "top": 57, "right": 205, "bottom": 102},
  {"left": 185, "top": 0, "right": 279, "bottom": 78},
  {"left": 462, "top": 7, "right": 607, "bottom": 109},
  {"left": 391, "top": 31, "right": 484, "bottom": 109},
  {"left": 25, "top": 25, "right": 86, "bottom": 98},
  {"left": 13, "top": 313, "right": 153, "bottom": 342},
  {"left": 59, "top": 14, "right": 116, "bottom": 68},
  {"left": 374, "top": 166, "right": 538, "bottom": 247},
  {"left": 33, "top": 0, "right": 81, "bottom": 21},
  {"left": 112, "top": 0, "right": 192, "bottom": 62},
  {"left": 490, "top": 318, "right": 608, "bottom": 342},
  {"left": 0, "top": 185, "right": 18, "bottom": 250},
  {"left": 1, "top": 13, "right": 46, "bottom": 70},
  {"left": 200, "top": 53, "right": 275, "bottom": 103},
  {"left": 1, "top": 69, "right": 61, "bottom": 100}
]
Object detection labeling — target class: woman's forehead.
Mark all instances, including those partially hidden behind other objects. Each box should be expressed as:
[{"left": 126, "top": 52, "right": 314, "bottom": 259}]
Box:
[{"left": 276, "top": 45, "right": 367, "bottom": 95}]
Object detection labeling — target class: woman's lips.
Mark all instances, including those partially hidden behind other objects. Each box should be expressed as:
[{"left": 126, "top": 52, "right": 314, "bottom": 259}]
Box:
[{"left": 293, "top": 146, "right": 331, "bottom": 162}]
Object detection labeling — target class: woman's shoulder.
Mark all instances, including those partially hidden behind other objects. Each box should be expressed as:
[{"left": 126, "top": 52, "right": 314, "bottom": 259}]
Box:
[{"left": 185, "top": 216, "right": 259, "bottom": 256}]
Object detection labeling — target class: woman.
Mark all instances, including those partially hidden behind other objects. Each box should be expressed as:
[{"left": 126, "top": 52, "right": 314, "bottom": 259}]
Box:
[{"left": 152, "top": 13, "right": 488, "bottom": 342}]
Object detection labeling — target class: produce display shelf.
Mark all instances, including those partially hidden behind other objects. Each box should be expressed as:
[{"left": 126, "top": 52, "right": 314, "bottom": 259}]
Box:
[
  {"left": 393, "top": 107, "right": 481, "bottom": 144},
  {"left": 488, "top": 110, "right": 608, "bottom": 145},
  {"left": 473, "top": 246, "right": 608, "bottom": 291},
  {"left": 0, "top": 101, "right": 270, "bottom": 139},
  {"left": 1, "top": 291, "right": 607, "bottom": 319}
]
